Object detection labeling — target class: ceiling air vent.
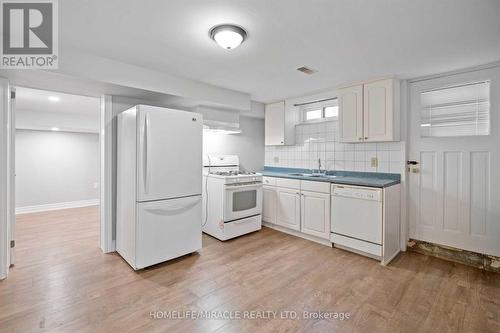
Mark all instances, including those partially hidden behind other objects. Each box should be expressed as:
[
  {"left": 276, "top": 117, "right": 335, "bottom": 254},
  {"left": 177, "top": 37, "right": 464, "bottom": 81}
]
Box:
[{"left": 296, "top": 66, "right": 317, "bottom": 75}]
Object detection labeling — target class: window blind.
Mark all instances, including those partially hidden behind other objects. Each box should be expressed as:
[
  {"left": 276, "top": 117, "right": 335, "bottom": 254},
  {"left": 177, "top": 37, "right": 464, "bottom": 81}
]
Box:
[{"left": 420, "top": 81, "right": 490, "bottom": 137}]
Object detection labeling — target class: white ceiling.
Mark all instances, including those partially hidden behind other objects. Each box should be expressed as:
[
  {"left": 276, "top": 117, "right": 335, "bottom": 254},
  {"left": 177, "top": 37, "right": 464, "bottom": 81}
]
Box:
[
  {"left": 60, "top": 0, "right": 500, "bottom": 103},
  {"left": 15, "top": 87, "right": 100, "bottom": 116}
]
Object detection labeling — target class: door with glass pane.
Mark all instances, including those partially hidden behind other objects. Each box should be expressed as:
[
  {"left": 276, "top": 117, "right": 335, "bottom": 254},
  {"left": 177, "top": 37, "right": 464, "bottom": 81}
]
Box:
[{"left": 408, "top": 67, "right": 500, "bottom": 256}]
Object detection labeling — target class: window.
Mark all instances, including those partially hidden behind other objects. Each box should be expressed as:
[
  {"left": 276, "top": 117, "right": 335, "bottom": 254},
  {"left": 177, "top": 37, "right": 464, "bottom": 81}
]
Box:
[
  {"left": 304, "top": 108, "right": 322, "bottom": 120},
  {"left": 420, "top": 81, "right": 490, "bottom": 137},
  {"left": 324, "top": 105, "right": 339, "bottom": 118},
  {"left": 301, "top": 98, "right": 338, "bottom": 122}
]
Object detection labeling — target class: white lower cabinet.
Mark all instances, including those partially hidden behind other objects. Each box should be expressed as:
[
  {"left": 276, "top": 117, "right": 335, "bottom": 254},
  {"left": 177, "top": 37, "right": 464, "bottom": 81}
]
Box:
[
  {"left": 261, "top": 176, "right": 401, "bottom": 264},
  {"left": 300, "top": 190, "right": 330, "bottom": 240},
  {"left": 262, "top": 178, "right": 331, "bottom": 240},
  {"left": 276, "top": 187, "right": 301, "bottom": 231},
  {"left": 262, "top": 186, "right": 277, "bottom": 223}
]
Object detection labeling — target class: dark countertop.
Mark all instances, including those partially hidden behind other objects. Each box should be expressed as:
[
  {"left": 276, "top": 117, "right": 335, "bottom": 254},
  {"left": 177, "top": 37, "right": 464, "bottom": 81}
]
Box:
[{"left": 261, "top": 167, "right": 400, "bottom": 188}]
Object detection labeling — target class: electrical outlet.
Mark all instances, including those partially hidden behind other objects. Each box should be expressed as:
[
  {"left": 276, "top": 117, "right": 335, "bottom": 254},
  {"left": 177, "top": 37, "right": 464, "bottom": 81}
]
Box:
[
  {"left": 371, "top": 157, "right": 378, "bottom": 168},
  {"left": 273, "top": 156, "right": 279, "bottom": 163}
]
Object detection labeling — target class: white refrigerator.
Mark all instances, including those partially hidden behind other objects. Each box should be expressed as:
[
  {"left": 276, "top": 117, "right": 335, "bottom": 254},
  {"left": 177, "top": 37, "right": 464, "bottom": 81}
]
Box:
[{"left": 116, "top": 105, "right": 203, "bottom": 270}]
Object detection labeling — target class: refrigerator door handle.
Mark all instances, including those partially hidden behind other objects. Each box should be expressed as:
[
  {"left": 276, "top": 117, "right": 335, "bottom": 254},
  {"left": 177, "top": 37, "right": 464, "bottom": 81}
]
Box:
[
  {"left": 144, "top": 197, "right": 201, "bottom": 216},
  {"left": 143, "top": 114, "right": 150, "bottom": 194}
]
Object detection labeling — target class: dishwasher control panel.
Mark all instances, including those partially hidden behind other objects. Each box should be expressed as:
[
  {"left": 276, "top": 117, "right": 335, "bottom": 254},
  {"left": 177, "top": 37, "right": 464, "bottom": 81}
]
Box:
[{"left": 332, "top": 185, "right": 382, "bottom": 201}]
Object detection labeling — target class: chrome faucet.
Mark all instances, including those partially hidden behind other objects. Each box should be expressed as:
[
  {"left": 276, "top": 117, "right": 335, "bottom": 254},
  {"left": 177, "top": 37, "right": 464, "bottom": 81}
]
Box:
[{"left": 313, "top": 158, "right": 325, "bottom": 175}]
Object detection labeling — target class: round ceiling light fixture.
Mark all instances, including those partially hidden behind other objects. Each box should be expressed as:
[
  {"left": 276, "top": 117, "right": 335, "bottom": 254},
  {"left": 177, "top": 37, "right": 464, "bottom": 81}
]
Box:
[{"left": 210, "top": 24, "right": 247, "bottom": 50}]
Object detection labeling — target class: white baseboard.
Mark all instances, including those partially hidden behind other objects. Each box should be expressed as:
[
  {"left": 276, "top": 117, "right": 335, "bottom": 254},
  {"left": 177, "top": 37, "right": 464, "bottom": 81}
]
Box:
[{"left": 16, "top": 199, "right": 99, "bottom": 214}]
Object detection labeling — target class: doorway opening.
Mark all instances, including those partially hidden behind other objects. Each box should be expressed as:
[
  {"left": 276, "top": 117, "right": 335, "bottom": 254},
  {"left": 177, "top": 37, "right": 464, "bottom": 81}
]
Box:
[{"left": 11, "top": 87, "right": 101, "bottom": 268}]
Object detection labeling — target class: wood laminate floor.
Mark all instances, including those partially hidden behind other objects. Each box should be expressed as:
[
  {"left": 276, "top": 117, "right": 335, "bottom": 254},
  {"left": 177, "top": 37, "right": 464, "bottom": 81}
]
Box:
[{"left": 0, "top": 206, "right": 499, "bottom": 332}]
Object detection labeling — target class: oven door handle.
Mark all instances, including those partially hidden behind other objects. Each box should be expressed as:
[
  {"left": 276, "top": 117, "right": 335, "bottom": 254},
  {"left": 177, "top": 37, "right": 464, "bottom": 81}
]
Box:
[{"left": 225, "top": 183, "right": 262, "bottom": 191}]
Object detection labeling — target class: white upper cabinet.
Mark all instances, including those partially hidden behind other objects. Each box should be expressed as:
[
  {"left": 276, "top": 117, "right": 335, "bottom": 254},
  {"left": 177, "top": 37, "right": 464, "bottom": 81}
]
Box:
[
  {"left": 265, "top": 101, "right": 296, "bottom": 146},
  {"left": 265, "top": 101, "right": 284, "bottom": 145},
  {"left": 364, "top": 79, "right": 397, "bottom": 142},
  {"left": 339, "top": 78, "right": 400, "bottom": 143},
  {"left": 338, "top": 84, "right": 364, "bottom": 143}
]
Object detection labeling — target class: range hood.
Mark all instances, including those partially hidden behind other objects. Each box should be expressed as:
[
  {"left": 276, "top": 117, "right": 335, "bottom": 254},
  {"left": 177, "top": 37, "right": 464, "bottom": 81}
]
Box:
[{"left": 196, "top": 106, "right": 242, "bottom": 134}]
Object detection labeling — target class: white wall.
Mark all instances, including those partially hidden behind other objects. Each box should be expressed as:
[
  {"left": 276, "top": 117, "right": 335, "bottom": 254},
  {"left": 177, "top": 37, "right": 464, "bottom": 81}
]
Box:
[
  {"left": 203, "top": 116, "right": 265, "bottom": 172},
  {"left": 15, "top": 130, "right": 99, "bottom": 209}
]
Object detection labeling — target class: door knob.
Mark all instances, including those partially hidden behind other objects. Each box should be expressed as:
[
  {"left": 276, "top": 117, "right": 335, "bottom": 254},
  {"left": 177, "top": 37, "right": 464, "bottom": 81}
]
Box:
[{"left": 407, "top": 161, "right": 420, "bottom": 173}]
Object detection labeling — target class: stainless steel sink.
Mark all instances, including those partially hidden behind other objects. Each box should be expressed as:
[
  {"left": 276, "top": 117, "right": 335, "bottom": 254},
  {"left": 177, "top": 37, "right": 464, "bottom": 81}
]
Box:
[{"left": 288, "top": 172, "right": 337, "bottom": 179}]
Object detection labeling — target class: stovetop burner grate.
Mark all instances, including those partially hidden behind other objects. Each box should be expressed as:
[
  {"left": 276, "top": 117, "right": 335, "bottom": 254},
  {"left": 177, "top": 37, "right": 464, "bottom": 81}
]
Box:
[{"left": 210, "top": 171, "right": 256, "bottom": 176}]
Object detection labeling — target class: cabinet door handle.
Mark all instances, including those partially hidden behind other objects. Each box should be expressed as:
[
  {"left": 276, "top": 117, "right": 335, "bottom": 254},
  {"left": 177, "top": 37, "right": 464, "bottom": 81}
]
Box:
[
  {"left": 364, "top": 137, "right": 368, "bottom": 140},
  {"left": 358, "top": 137, "right": 362, "bottom": 141}
]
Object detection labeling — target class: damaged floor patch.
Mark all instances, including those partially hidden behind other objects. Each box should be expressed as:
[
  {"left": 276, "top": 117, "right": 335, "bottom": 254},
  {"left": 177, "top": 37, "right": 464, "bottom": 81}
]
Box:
[{"left": 408, "top": 239, "right": 500, "bottom": 273}]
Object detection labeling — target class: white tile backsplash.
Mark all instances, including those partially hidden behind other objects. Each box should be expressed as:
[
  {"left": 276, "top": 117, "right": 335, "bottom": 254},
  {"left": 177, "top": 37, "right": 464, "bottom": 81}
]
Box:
[
  {"left": 265, "top": 121, "right": 405, "bottom": 174},
  {"left": 355, "top": 151, "right": 365, "bottom": 162}
]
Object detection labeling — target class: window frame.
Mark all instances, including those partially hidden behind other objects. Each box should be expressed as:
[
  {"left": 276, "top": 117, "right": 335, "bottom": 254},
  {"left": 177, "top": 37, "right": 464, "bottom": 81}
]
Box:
[{"left": 300, "top": 98, "right": 339, "bottom": 123}]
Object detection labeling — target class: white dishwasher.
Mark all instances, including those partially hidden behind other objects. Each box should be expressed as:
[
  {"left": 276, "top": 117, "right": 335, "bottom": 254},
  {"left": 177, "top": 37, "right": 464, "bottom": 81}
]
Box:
[{"left": 331, "top": 184, "right": 383, "bottom": 257}]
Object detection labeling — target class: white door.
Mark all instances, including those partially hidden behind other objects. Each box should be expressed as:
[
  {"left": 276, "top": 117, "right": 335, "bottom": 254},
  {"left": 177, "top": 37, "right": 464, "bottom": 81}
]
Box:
[
  {"left": 136, "top": 195, "right": 202, "bottom": 269},
  {"left": 262, "top": 186, "right": 277, "bottom": 223},
  {"left": 363, "top": 79, "right": 394, "bottom": 142},
  {"left": 265, "top": 101, "right": 285, "bottom": 145},
  {"left": 339, "top": 84, "right": 363, "bottom": 143},
  {"left": 276, "top": 187, "right": 300, "bottom": 231},
  {"left": 137, "top": 106, "right": 202, "bottom": 202},
  {"left": 408, "top": 67, "right": 500, "bottom": 256},
  {"left": 300, "top": 191, "right": 330, "bottom": 239}
]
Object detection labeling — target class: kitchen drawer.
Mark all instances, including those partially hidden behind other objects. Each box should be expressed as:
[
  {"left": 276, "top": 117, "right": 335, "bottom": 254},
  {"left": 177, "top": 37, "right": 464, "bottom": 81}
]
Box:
[
  {"left": 224, "top": 215, "right": 262, "bottom": 240},
  {"left": 263, "top": 176, "right": 276, "bottom": 186},
  {"left": 276, "top": 178, "right": 300, "bottom": 190},
  {"left": 301, "top": 180, "right": 330, "bottom": 194}
]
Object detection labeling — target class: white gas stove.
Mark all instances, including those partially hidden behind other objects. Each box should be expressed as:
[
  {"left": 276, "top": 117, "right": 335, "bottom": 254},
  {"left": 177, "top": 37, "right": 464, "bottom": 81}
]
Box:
[{"left": 202, "top": 155, "right": 262, "bottom": 241}]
